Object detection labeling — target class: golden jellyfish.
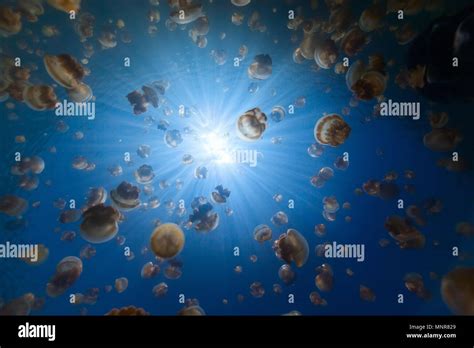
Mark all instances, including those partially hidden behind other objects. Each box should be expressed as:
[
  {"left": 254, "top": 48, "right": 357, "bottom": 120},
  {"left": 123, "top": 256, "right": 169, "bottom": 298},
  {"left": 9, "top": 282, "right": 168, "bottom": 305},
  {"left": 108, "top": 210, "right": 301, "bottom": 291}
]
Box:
[
  {"left": 359, "top": 3, "right": 384, "bottom": 32},
  {"left": 0, "top": 6, "right": 22, "bottom": 37},
  {"left": 178, "top": 299, "right": 206, "bottom": 315},
  {"left": 141, "top": 262, "right": 160, "bottom": 279},
  {"left": 67, "top": 82, "right": 92, "bottom": 102},
  {"left": 236, "top": 107, "right": 267, "bottom": 141},
  {"left": 309, "top": 291, "right": 327, "bottom": 306},
  {"left": 84, "top": 187, "right": 107, "bottom": 209},
  {"left": 79, "top": 244, "right": 96, "bottom": 259},
  {"left": 59, "top": 209, "right": 81, "bottom": 223},
  {"left": 98, "top": 30, "right": 117, "bottom": 49},
  {"left": 378, "top": 181, "right": 399, "bottom": 200},
  {"left": 0, "top": 293, "right": 35, "bottom": 315},
  {"left": 250, "top": 282, "right": 265, "bottom": 298},
  {"left": 328, "top": 5, "right": 353, "bottom": 33},
  {"left": 231, "top": 0, "right": 251, "bottom": 6},
  {"left": 106, "top": 306, "right": 150, "bottom": 316},
  {"left": 80, "top": 204, "right": 120, "bottom": 244},
  {"left": 406, "top": 205, "right": 425, "bottom": 226},
  {"left": 164, "top": 263, "right": 182, "bottom": 279},
  {"left": 0, "top": 195, "right": 28, "bottom": 217},
  {"left": 314, "top": 39, "right": 338, "bottom": 69},
  {"left": 134, "top": 165, "right": 155, "bottom": 184},
  {"left": 314, "top": 223, "right": 326, "bottom": 237},
  {"left": 278, "top": 264, "right": 296, "bottom": 285},
  {"left": 362, "top": 179, "right": 380, "bottom": 196},
  {"left": 423, "top": 128, "right": 462, "bottom": 152},
  {"left": 314, "top": 114, "right": 351, "bottom": 147},
  {"left": 441, "top": 268, "right": 474, "bottom": 315},
  {"left": 47, "top": 0, "right": 81, "bottom": 13},
  {"left": 456, "top": 222, "right": 474, "bottom": 237},
  {"left": 46, "top": 256, "right": 83, "bottom": 297},
  {"left": 315, "top": 263, "right": 334, "bottom": 292},
  {"left": 248, "top": 54, "right": 272, "bottom": 80},
  {"left": 43, "top": 54, "right": 85, "bottom": 89},
  {"left": 273, "top": 229, "right": 309, "bottom": 267},
  {"left": 152, "top": 282, "right": 168, "bottom": 297},
  {"left": 360, "top": 285, "right": 376, "bottom": 302},
  {"left": 110, "top": 181, "right": 140, "bottom": 210},
  {"left": 150, "top": 223, "right": 185, "bottom": 259},
  {"left": 22, "top": 244, "right": 49, "bottom": 265},
  {"left": 300, "top": 20, "right": 319, "bottom": 59},
  {"left": 169, "top": 1, "right": 203, "bottom": 25},
  {"left": 352, "top": 70, "right": 387, "bottom": 100},
  {"left": 384, "top": 215, "right": 425, "bottom": 249},
  {"left": 341, "top": 27, "right": 370, "bottom": 56},
  {"left": 18, "top": 0, "right": 44, "bottom": 22},
  {"left": 254, "top": 224, "right": 272, "bottom": 243},
  {"left": 114, "top": 277, "right": 128, "bottom": 293},
  {"left": 231, "top": 12, "right": 244, "bottom": 25},
  {"left": 404, "top": 273, "right": 430, "bottom": 299}
]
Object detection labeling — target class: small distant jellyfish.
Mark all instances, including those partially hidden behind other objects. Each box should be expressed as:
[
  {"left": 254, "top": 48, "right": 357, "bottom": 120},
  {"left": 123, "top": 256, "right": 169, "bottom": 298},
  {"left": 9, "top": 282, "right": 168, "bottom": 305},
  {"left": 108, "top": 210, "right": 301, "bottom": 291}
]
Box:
[
  {"left": 250, "top": 282, "right": 265, "bottom": 298},
  {"left": 254, "top": 224, "right": 272, "bottom": 243},
  {"left": 141, "top": 262, "right": 160, "bottom": 279},
  {"left": 152, "top": 282, "right": 168, "bottom": 297},
  {"left": 178, "top": 299, "right": 206, "bottom": 316},
  {"left": 114, "top": 277, "right": 128, "bottom": 293},
  {"left": 319, "top": 167, "right": 334, "bottom": 181},
  {"left": 404, "top": 272, "right": 431, "bottom": 300},
  {"left": 248, "top": 54, "right": 272, "bottom": 80},
  {"left": 110, "top": 181, "right": 140, "bottom": 210},
  {"left": 211, "top": 49, "right": 227, "bottom": 65},
  {"left": 273, "top": 229, "right": 309, "bottom": 267},
  {"left": 360, "top": 285, "right": 376, "bottom": 302},
  {"left": 211, "top": 185, "right": 231, "bottom": 204},
  {"left": 80, "top": 204, "right": 120, "bottom": 244},
  {"left": 270, "top": 106, "right": 286, "bottom": 123},
  {"left": 0, "top": 195, "right": 28, "bottom": 217},
  {"left": 314, "top": 114, "right": 351, "bottom": 147},
  {"left": 423, "top": 128, "right": 462, "bottom": 152},
  {"left": 307, "top": 143, "right": 324, "bottom": 158},
  {"left": 314, "top": 39, "right": 338, "bottom": 69},
  {"left": 314, "top": 223, "right": 326, "bottom": 237},
  {"left": 134, "top": 164, "right": 155, "bottom": 185},
  {"left": 164, "top": 129, "right": 183, "bottom": 148},
  {"left": 59, "top": 209, "right": 81, "bottom": 223},
  {"left": 294, "top": 96, "right": 306, "bottom": 108},
  {"left": 278, "top": 264, "right": 296, "bottom": 285},
  {"left": 309, "top": 291, "right": 327, "bottom": 306},
  {"left": 271, "top": 211, "right": 288, "bottom": 226},
  {"left": 250, "top": 254, "right": 258, "bottom": 263},
  {"left": 248, "top": 82, "right": 259, "bottom": 94},
  {"left": 137, "top": 144, "right": 151, "bottom": 158},
  {"left": 315, "top": 263, "right": 334, "bottom": 292},
  {"left": 273, "top": 194, "right": 283, "bottom": 203},
  {"left": 165, "top": 263, "right": 183, "bottom": 279},
  {"left": 150, "top": 223, "right": 185, "bottom": 259},
  {"left": 61, "top": 230, "right": 76, "bottom": 242},
  {"left": 323, "top": 196, "right": 339, "bottom": 214},
  {"left": 334, "top": 156, "right": 349, "bottom": 170},
  {"left": 79, "top": 244, "right": 96, "bottom": 260}
]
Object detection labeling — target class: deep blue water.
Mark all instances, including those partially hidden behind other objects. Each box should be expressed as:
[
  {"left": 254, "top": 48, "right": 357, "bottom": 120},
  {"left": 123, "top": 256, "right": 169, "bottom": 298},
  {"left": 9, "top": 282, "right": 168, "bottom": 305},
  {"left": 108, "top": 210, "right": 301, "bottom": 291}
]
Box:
[{"left": 0, "top": 0, "right": 473, "bottom": 316}]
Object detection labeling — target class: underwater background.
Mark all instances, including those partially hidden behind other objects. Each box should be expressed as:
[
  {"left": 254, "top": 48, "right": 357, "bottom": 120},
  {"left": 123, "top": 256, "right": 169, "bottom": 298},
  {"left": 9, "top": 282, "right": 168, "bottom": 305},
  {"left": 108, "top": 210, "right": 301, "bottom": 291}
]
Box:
[{"left": 0, "top": 0, "right": 474, "bottom": 316}]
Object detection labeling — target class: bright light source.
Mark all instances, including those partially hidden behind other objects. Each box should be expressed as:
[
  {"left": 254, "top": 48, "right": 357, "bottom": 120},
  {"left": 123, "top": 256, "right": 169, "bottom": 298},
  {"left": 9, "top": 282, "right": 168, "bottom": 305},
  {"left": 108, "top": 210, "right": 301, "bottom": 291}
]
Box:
[{"left": 201, "top": 132, "right": 233, "bottom": 164}]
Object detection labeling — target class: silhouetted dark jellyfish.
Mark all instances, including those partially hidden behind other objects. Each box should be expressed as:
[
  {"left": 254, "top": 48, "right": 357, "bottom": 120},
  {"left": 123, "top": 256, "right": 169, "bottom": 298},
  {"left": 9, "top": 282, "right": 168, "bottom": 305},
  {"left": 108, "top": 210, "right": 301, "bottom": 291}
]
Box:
[
  {"left": 385, "top": 215, "right": 425, "bottom": 249},
  {"left": 278, "top": 264, "right": 296, "bottom": 285},
  {"left": 342, "top": 27, "right": 370, "bottom": 56},
  {"left": 189, "top": 197, "right": 219, "bottom": 232},
  {"left": 270, "top": 106, "right": 286, "bottom": 122},
  {"left": 271, "top": 211, "right": 288, "bottom": 226},
  {"left": 248, "top": 54, "right": 272, "bottom": 80},
  {"left": 273, "top": 229, "right": 309, "bottom": 267},
  {"left": 441, "top": 268, "right": 474, "bottom": 315},
  {"left": 423, "top": 128, "right": 463, "bottom": 152},
  {"left": 273, "top": 283, "right": 282, "bottom": 295},
  {"left": 0, "top": 195, "right": 28, "bottom": 216},
  {"left": 211, "top": 185, "right": 231, "bottom": 204},
  {"left": 309, "top": 291, "right": 327, "bottom": 306},
  {"left": 110, "top": 181, "right": 140, "bottom": 210},
  {"left": 182, "top": 154, "right": 193, "bottom": 165},
  {"left": 164, "top": 129, "right": 183, "bottom": 148},
  {"left": 43, "top": 54, "right": 85, "bottom": 89},
  {"left": 0, "top": 6, "right": 22, "bottom": 37},
  {"left": 80, "top": 204, "right": 120, "bottom": 244},
  {"left": 236, "top": 107, "right": 267, "bottom": 141},
  {"left": 18, "top": 175, "right": 39, "bottom": 191},
  {"left": 314, "top": 114, "right": 351, "bottom": 147},
  {"left": 315, "top": 263, "right": 333, "bottom": 292},
  {"left": 150, "top": 223, "right": 185, "bottom": 259},
  {"left": 178, "top": 299, "right": 205, "bottom": 315},
  {"left": 406, "top": 205, "right": 426, "bottom": 226},
  {"left": 403, "top": 272, "right": 431, "bottom": 299},
  {"left": 152, "top": 282, "right": 168, "bottom": 297},
  {"left": 105, "top": 306, "right": 150, "bottom": 316},
  {"left": 359, "top": 3, "right": 384, "bottom": 32},
  {"left": 0, "top": 293, "right": 35, "bottom": 315},
  {"left": 428, "top": 111, "right": 449, "bottom": 129},
  {"left": 254, "top": 224, "right": 272, "bottom": 243},
  {"left": 115, "top": 277, "right": 128, "bottom": 293},
  {"left": 46, "top": 256, "right": 83, "bottom": 297},
  {"left": 250, "top": 282, "right": 265, "bottom": 298}
]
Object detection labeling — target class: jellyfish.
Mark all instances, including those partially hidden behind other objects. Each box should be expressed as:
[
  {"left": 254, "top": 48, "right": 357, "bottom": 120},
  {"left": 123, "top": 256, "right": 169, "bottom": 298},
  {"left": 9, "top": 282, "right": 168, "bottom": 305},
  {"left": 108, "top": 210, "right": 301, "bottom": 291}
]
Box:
[
  {"left": 84, "top": 187, "right": 107, "bottom": 209},
  {"left": 164, "top": 263, "right": 183, "bottom": 279},
  {"left": 152, "top": 282, "right": 168, "bottom": 297},
  {"left": 247, "top": 11, "right": 266, "bottom": 32},
  {"left": 189, "top": 197, "right": 219, "bottom": 232},
  {"left": 248, "top": 54, "right": 272, "bottom": 80},
  {"left": 67, "top": 82, "right": 92, "bottom": 103},
  {"left": 363, "top": 179, "right": 380, "bottom": 196},
  {"left": 278, "top": 264, "right": 296, "bottom": 285},
  {"left": 441, "top": 267, "right": 474, "bottom": 315},
  {"left": 309, "top": 291, "right": 327, "bottom": 306},
  {"left": 134, "top": 164, "right": 155, "bottom": 185},
  {"left": 456, "top": 222, "right": 474, "bottom": 237},
  {"left": 378, "top": 181, "right": 399, "bottom": 200},
  {"left": 164, "top": 129, "right": 183, "bottom": 148},
  {"left": 0, "top": 195, "right": 28, "bottom": 217},
  {"left": 423, "top": 128, "right": 462, "bottom": 152},
  {"left": 314, "top": 114, "right": 351, "bottom": 147},
  {"left": 250, "top": 282, "right": 265, "bottom": 298},
  {"left": 231, "top": 0, "right": 250, "bottom": 6},
  {"left": 314, "top": 39, "right": 338, "bottom": 69},
  {"left": 360, "top": 285, "right": 376, "bottom": 302},
  {"left": 341, "top": 27, "right": 370, "bottom": 56},
  {"left": 404, "top": 273, "right": 431, "bottom": 299},
  {"left": 110, "top": 181, "right": 140, "bottom": 210},
  {"left": 23, "top": 85, "right": 58, "bottom": 111},
  {"left": 43, "top": 54, "right": 85, "bottom": 89},
  {"left": 22, "top": 244, "right": 49, "bottom": 265},
  {"left": 0, "top": 293, "right": 35, "bottom": 315},
  {"left": 428, "top": 111, "right": 449, "bottom": 129},
  {"left": 270, "top": 106, "right": 286, "bottom": 123},
  {"left": 237, "top": 108, "right": 267, "bottom": 141},
  {"left": 314, "top": 263, "right": 334, "bottom": 292},
  {"left": 178, "top": 299, "right": 206, "bottom": 315},
  {"left": 273, "top": 194, "right": 283, "bottom": 203},
  {"left": 80, "top": 204, "right": 120, "bottom": 244},
  {"left": 46, "top": 256, "right": 83, "bottom": 297},
  {"left": 59, "top": 209, "right": 81, "bottom": 224},
  {"left": 114, "top": 277, "right": 129, "bottom": 293},
  {"left": 299, "top": 20, "right": 319, "bottom": 59},
  {"left": 396, "top": 23, "right": 418, "bottom": 45},
  {"left": 254, "top": 224, "right": 272, "bottom": 243},
  {"left": 359, "top": 3, "right": 384, "bottom": 32},
  {"left": 238, "top": 45, "right": 248, "bottom": 61},
  {"left": 334, "top": 155, "right": 349, "bottom": 170},
  {"left": 232, "top": 12, "right": 244, "bottom": 25},
  {"left": 387, "top": 0, "right": 424, "bottom": 15},
  {"left": 169, "top": 1, "right": 203, "bottom": 25},
  {"left": 18, "top": 0, "right": 44, "bottom": 22},
  {"left": 106, "top": 306, "right": 149, "bottom": 316},
  {"left": 384, "top": 215, "right": 425, "bottom": 249},
  {"left": 150, "top": 223, "right": 185, "bottom": 259},
  {"left": 211, "top": 185, "right": 231, "bottom": 204},
  {"left": 271, "top": 211, "right": 288, "bottom": 226},
  {"left": 307, "top": 143, "right": 324, "bottom": 158},
  {"left": 79, "top": 244, "right": 96, "bottom": 260},
  {"left": 323, "top": 196, "right": 339, "bottom": 214},
  {"left": 273, "top": 229, "right": 309, "bottom": 267},
  {"left": 211, "top": 49, "right": 227, "bottom": 65},
  {"left": 141, "top": 262, "right": 160, "bottom": 279},
  {"left": 47, "top": 0, "right": 80, "bottom": 13},
  {"left": 0, "top": 6, "right": 22, "bottom": 37}
]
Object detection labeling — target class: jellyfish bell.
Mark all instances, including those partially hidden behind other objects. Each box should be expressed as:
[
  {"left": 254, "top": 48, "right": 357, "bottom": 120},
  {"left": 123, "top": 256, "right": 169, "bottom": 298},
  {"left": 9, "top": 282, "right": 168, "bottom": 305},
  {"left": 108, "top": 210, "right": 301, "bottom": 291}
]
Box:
[
  {"left": 441, "top": 267, "right": 474, "bottom": 315},
  {"left": 271, "top": 211, "right": 288, "bottom": 226},
  {"left": 150, "top": 223, "right": 185, "bottom": 259},
  {"left": 46, "top": 256, "right": 83, "bottom": 297},
  {"left": 164, "top": 129, "right": 183, "bottom": 148},
  {"left": 0, "top": 6, "right": 22, "bottom": 37},
  {"left": 170, "top": 2, "right": 203, "bottom": 25},
  {"left": 315, "top": 263, "right": 334, "bottom": 292},
  {"left": 250, "top": 282, "right": 265, "bottom": 298},
  {"left": 67, "top": 82, "right": 92, "bottom": 103},
  {"left": 80, "top": 204, "right": 120, "bottom": 244},
  {"left": 341, "top": 27, "right": 370, "bottom": 56},
  {"left": 248, "top": 54, "right": 272, "bottom": 80},
  {"left": 134, "top": 164, "right": 155, "bottom": 185},
  {"left": 23, "top": 84, "right": 58, "bottom": 111},
  {"left": 359, "top": 3, "right": 384, "bottom": 32},
  {"left": 253, "top": 224, "right": 272, "bottom": 243},
  {"left": 270, "top": 106, "right": 286, "bottom": 122},
  {"left": 85, "top": 187, "right": 107, "bottom": 208},
  {"left": 378, "top": 181, "right": 399, "bottom": 200},
  {"left": 352, "top": 70, "right": 387, "bottom": 100},
  {"left": 384, "top": 215, "right": 426, "bottom": 249},
  {"left": 189, "top": 198, "right": 219, "bottom": 232},
  {"left": 314, "top": 39, "right": 338, "bottom": 69},
  {"left": 310, "top": 291, "right": 327, "bottom": 306},
  {"left": 323, "top": 196, "right": 339, "bottom": 213},
  {"left": 47, "top": 0, "right": 81, "bottom": 13},
  {"left": 0, "top": 195, "right": 28, "bottom": 217},
  {"left": 115, "top": 277, "right": 128, "bottom": 293},
  {"left": 236, "top": 108, "right": 267, "bottom": 142},
  {"left": 231, "top": 0, "right": 251, "bottom": 6},
  {"left": 278, "top": 264, "right": 296, "bottom": 285},
  {"left": 141, "top": 262, "right": 159, "bottom": 279},
  {"left": 423, "top": 128, "right": 463, "bottom": 152},
  {"left": 273, "top": 229, "right": 309, "bottom": 268},
  {"left": 314, "top": 114, "right": 351, "bottom": 147},
  {"left": 152, "top": 282, "right": 168, "bottom": 297},
  {"left": 22, "top": 244, "right": 49, "bottom": 265},
  {"left": 43, "top": 54, "right": 85, "bottom": 89},
  {"left": 110, "top": 181, "right": 140, "bottom": 210}
]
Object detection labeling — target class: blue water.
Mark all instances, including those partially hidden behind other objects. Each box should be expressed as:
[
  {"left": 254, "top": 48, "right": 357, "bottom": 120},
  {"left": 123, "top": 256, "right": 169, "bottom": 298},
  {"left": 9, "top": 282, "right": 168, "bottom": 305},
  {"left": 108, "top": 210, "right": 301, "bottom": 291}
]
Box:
[{"left": 1, "top": 0, "right": 473, "bottom": 316}]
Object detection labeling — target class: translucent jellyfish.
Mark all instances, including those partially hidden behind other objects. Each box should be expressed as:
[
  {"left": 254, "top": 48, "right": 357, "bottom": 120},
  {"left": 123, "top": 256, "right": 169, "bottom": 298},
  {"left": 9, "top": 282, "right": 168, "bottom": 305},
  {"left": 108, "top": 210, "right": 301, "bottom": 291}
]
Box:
[
  {"left": 194, "top": 166, "right": 208, "bottom": 179},
  {"left": 150, "top": 223, "right": 185, "bottom": 259},
  {"left": 110, "top": 181, "right": 140, "bottom": 210},
  {"left": 363, "top": 179, "right": 380, "bottom": 196},
  {"left": 152, "top": 282, "right": 168, "bottom": 297},
  {"left": 278, "top": 264, "right": 296, "bottom": 285},
  {"left": 46, "top": 0, "right": 80, "bottom": 13},
  {"left": 85, "top": 187, "right": 107, "bottom": 209},
  {"left": 0, "top": 195, "right": 28, "bottom": 217},
  {"left": 18, "top": 175, "right": 39, "bottom": 191},
  {"left": 384, "top": 215, "right": 425, "bottom": 249},
  {"left": 0, "top": 293, "right": 35, "bottom": 315},
  {"left": 22, "top": 244, "right": 49, "bottom": 265},
  {"left": 59, "top": 209, "right": 81, "bottom": 223},
  {"left": 234, "top": 265, "right": 242, "bottom": 274},
  {"left": 164, "top": 263, "right": 182, "bottom": 279},
  {"left": 0, "top": 6, "right": 22, "bottom": 37},
  {"left": 271, "top": 211, "right": 288, "bottom": 226},
  {"left": 319, "top": 167, "right": 335, "bottom": 181},
  {"left": 114, "top": 277, "right": 128, "bottom": 293},
  {"left": 108, "top": 165, "right": 123, "bottom": 177},
  {"left": 428, "top": 111, "right": 449, "bottom": 129},
  {"left": 80, "top": 204, "right": 120, "bottom": 244},
  {"left": 141, "top": 262, "right": 160, "bottom": 279},
  {"left": 456, "top": 222, "right": 474, "bottom": 237},
  {"left": 178, "top": 299, "right": 206, "bottom": 315},
  {"left": 359, "top": 3, "right": 384, "bottom": 32},
  {"left": 231, "top": 0, "right": 251, "bottom": 6},
  {"left": 334, "top": 156, "right": 349, "bottom": 170},
  {"left": 248, "top": 54, "right": 272, "bottom": 80},
  {"left": 116, "top": 235, "right": 126, "bottom": 246},
  {"left": 309, "top": 291, "right": 327, "bottom": 306},
  {"left": 67, "top": 82, "right": 92, "bottom": 103},
  {"left": 164, "top": 129, "right": 183, "bottom": 148},
  {"left": 307, "top": 143, "right": 324, "bottom": 158},
  {"left": 341, "top": 27, "right": 370, "bottom": 57},
  {"left": 237, "top": 108, "right": 267, "bottom": 141},
  {"left": 273, "top": 229, "right": 309, "bottom": 267},
  {"left": 360, "top": 285, "right": 376, "bottom": 302},
  {"left": 191, "top": 15, "right": 208, "bottom": 35},
  {"left": 270, "top": 106, "right": 286, "bottom": 123},
  {"left": 247, "top": 82, "right": 259, "bottom": 94},
  {"left": 250, "top": 254, "right": 258, "bottom": 263},
  {"left": 247, "top": 11, "right": 266, "bottom": 32},
  {"left": 43, "top": 54, "right": 85, "bottom": 89},
  {"left": 18, "top": 0, "right": 44, "bottom": 22},
  {"left": 323, "top": 196, "right": 339, "bottom": 214},
  {"left": 211, "top": 49, "right": 227, "bottom": 65},
  {"left": 189, "top": 197, "right": 219, "bottom": 232},
  {"left": 106, "top": 306, "right": 149, "bottom": 316},
  {"left": 169, "top": 1, "right": 203, "bottom": 25},
  {"left": 134, "top": 164, "right": 155, "bottom": 185},
  {"left": 315, "top": 263, "right": 333, "bottom": 292},
  {"left": 232, "top": 12, "right": 244, "bottom": 25},
  {"left": 79, "top": 244, "right": 96, "bottom": 260},
  {"left": 314, "top": 223, "right": 326, "bottom": 237},
  {"left": 395, "top": 23, "right": 418, "bottom": 45},
  {"left": 404, "top": 273, "right": 431, "bottom": 299},
  {"left": 254, "top": 224, "right": 272, "bottom": 243},
  {"left": 314, "top": 39, "right": 338, "bottom": 69},
  {"left": 273, "top": 194, "right": 283, "bottom": 203},
  {"left": 441, "top": 268, "right": 474, "bottom": 315},
  {"left": 423, "top": 128, "right": 463, "bottom": 152},
  {"left": 250, "top": 282, "right": 265, "bottom": 298},
  {"left": 211, "top": 185, "right": 231, "bottom": 204},
  {"left": 46, "top": 256, "right": 83, "bottom": 297},
  {"left": 314, "top": 114, "right": 351, "bottom": 147},
  {"left": 238, "top": 45, "right": 248, "bottom": 61},
  {"left": 294, "top": 96, "right": 306, "bottom": 108},
  {"left": 148, "top": 8, "right": 160, "bottom": 23},
  {"left": 23, "top": 84, "right": 58, "bottom": 111}
]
